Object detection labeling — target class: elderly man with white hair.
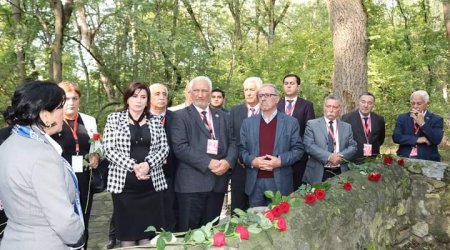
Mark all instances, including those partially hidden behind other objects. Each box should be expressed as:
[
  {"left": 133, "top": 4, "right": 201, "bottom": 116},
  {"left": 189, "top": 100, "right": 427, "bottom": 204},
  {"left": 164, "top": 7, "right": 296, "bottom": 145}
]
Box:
[
  {"left": 170, "top": 76, "right": 237, "bottom": 231},
  {"left": 393, "top": 90, "right": 444, "bottom": 161}
]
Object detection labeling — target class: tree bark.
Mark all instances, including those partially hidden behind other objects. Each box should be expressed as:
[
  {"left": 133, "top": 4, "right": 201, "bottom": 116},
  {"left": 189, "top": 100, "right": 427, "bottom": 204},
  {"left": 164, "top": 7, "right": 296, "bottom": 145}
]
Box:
[
  {"left": 444, "top": 1, "right": 450, "bottom": 39},
  {"left": 327, "top": 0, "right": 368, "bottom": 113},
  {"left": 11, "top": 0, "right": 26, "bottom": 82},
  {"left": 180, "top": 0, "right": 214, "bottom": 52},
  {"left": 48, "top": 0, "right": 74, "bottom": 82}
]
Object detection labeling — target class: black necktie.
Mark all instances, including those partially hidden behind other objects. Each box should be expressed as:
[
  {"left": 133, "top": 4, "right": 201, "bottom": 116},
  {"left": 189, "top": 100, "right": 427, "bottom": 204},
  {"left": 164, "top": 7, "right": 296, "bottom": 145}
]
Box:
[
  {"left": 328, "top": 120, "right": 334, "bottom": 152},
  {"left": 363, "top": 117, "right": 370, "bottom": 139},
  {"left": 250, "top": 108, "right": 256, "bottom": 117},
  {"left": 201, "top": 111, "right": 209, "bottom": 129}
]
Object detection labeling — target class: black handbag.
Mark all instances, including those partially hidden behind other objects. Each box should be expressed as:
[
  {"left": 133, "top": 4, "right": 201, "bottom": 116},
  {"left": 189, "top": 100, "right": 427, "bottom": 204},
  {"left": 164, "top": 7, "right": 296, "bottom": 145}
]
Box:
[{"left": 91, "top": 168, "right": 105, "bottom": 193}]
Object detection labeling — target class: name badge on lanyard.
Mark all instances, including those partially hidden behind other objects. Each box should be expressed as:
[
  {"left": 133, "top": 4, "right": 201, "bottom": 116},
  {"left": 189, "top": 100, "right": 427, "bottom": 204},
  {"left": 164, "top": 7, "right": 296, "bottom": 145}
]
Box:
[
  {"left": 72, "top": 155, "right": 84, "bottom": 173},
  {"left": 363, "top": 144, "right": 372, "bottom": 156},
  {"left": 207, "top": 139, "right": 219, "bottom": 155}
]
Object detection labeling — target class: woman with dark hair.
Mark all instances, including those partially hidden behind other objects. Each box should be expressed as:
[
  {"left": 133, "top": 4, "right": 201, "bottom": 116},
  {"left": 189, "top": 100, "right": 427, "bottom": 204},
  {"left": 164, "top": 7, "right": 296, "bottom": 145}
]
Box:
[
  {"left": 104, "top": 81, "right": 169, "bottom": 247},
  {"left": 52, "top": 80, "right": 101, "bottom": 248},
  {"left": 0, "top": 81, "right": 85, "bottom": 249}
]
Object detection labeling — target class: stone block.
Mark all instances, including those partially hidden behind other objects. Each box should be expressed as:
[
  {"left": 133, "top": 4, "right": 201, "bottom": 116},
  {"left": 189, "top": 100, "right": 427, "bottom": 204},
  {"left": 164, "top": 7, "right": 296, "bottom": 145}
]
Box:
[{"left": 412, "top": 221, "right": 429, "bottom": 238}]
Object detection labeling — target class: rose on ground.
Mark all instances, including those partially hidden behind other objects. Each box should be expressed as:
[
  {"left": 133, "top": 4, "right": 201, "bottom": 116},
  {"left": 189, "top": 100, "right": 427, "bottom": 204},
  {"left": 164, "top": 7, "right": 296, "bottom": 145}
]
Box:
[
  {"left": 314, "top": 188, "right": 326, "bottom": 200},
  {"left": 271, "top": 205, "right": 283, "bottom": 218},
  {"left": 278, "top": 201, "right": 290, "bottom": 214},
  {"left": 213, "top": 232, "right": 226, "bottom": 247},
  {"left": 235, "top": 225, "right": 249, "bottom": 240},
  {"left": 276, "top": 218, "right": 287, "bottom": 232},
  {"left": 368, "top": 172, "right": 382, "bottom": 182},
  {"left": 305, "top": 193, "right": 316, "bottom": 204},
  {"left": 92, "top": 133, "right": 101, "bottom": 140},
  {"left": 343, "top": 181, "right": 352, "bottom": 191},
  {"left": 397, "top": 158, "right": 404, "bottom": 166},
  {"left": 265, "top": 211, "right": 275, "bottom": 221},
  {"left": 383, "top": 156, "right": 393, "bottom": 164}
]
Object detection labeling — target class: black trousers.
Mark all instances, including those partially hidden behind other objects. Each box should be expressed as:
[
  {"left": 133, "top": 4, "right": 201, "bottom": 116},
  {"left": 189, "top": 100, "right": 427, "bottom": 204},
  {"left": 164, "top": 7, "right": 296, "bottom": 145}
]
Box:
[
  {"left": 322, "top": 167, "right": 341, "bottom": 182},
  {"left": 230, "top": 165, "right": 248, "bottom": 214},
  {"left": 176, "top": 192, "right": 225, "bottom": 232},
  {"left": 292, "top": 155, "right": 308, "bottom": 191}
]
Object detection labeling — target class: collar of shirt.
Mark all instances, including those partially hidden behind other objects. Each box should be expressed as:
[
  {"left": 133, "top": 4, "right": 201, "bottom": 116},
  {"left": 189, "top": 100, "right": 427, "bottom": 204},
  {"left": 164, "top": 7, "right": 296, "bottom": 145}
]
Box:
[
  {"left": 285, "top": 96, "right": 298, "bottom": 106},
  {"left": 150, "top": 109, "right": 167, "bottom": 117},
  {"left": 45, "top": 133, "right": 63, "bottom": 155},
  {"left": 324, "top": 117, "right": 337, "bottom": 130},
  {"left": 193, "top": 105, "right": 211, "bottom": 115},
  {"left": 358, "top": 111, "right": 371, "bottom": 119},
  {"left": 246, "top": 103, "right": 260, "bottom": 116},
  {"left": 261, "top": 109, "right": 278, "bottom": 124}
]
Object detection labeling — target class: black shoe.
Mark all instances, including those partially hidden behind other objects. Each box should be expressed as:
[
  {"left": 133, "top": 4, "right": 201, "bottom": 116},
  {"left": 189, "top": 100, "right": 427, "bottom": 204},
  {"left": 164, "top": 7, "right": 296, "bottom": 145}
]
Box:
[{"left": 105, "top": 239, "right": 116, "bottom": 249}]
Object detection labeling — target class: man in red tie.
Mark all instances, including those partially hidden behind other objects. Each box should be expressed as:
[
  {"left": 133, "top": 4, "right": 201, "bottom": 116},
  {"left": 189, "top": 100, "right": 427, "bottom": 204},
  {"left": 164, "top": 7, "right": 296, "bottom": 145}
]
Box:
[
  {"left": 392, "top": 90, "right": 443, "bottom": 161},
  {"left": 277, "top": 74, "right": 315, "bottom": 190},
  {"left": 342, "top": 92, "right": 385, "bottom": 164}
]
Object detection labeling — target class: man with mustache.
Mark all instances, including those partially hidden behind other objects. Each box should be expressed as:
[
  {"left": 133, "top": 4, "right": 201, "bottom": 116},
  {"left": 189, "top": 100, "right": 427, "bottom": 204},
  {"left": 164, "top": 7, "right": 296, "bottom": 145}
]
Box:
[{"left": 303, "top": 95, "right": 357, "bottom": 184}]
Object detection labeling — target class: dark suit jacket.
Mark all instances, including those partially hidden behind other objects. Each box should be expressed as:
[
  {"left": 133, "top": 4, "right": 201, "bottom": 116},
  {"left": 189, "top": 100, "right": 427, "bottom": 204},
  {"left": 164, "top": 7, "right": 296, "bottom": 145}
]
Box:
[
  {"left": 170, "top": 105, "right": 238, "bottom": 193},
  {"left": 230, "top": 104, "right": 249, "bottom": 165},
  {"left": 277, "top": 97, "right": 315, "bottom": 138},
  {"left": 163, "top": 110, "right": 177, "bottom": 179},
  {"left": 392, "top": 111, "right": 443, "bottom": 161},
  {"left": 239, "top": 112, "right": 304, "bottom": 196},
  {"left": 341, "top": 110, "right": 385, "bottom": 161}
]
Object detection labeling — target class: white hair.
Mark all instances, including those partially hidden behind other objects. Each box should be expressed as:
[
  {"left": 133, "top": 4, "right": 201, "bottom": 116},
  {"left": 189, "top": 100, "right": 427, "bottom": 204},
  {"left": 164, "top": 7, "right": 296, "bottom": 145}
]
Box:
[
  {"left": 243, "top": 77, "right": 263, "bottom": 89},
  {"left": 259, "top": 83, "right": 279, "bottom": 95},
  {"left": 149, "top": 83, "right": 168, "bottom": 93},
  {"left": 189, "top": 76, "right": 212, "bottom": 91},
  {"left": 411, "top": 90, "right": 429, "bottom": 103}
]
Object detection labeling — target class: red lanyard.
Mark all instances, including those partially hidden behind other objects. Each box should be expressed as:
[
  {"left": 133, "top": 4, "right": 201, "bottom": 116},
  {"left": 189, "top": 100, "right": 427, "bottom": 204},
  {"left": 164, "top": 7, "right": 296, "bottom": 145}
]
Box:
[{"left": 64, "top": 113, "right": 80, "bottom": 154}]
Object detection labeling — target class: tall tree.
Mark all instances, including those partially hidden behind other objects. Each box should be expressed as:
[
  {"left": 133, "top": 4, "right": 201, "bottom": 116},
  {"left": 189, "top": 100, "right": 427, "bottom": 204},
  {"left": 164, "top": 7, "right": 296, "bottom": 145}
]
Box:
[
  {"left": 327, "top": 0, "right": 368, "bottom": 112},
  {"left": 10, "top": 0, "right": 26, "bottom": 82},
  {"left": 48, "top": 0, "right": 74, "bottom": 82}
]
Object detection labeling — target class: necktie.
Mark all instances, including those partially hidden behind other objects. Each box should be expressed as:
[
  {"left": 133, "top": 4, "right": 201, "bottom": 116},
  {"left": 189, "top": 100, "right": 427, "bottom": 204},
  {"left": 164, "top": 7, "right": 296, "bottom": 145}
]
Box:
[
  {"left": 250, "top": 108, "right": 256, "bottom": 117},
  {"left": 363, "top": 117, "right": 370, "bottom": 139},
  {"left": 328, "top": 120, "right": 334, "bottom": 152},
  {"left": 286, "top": 100, "right": 294, "bottom": 116},
  {"left": 201, "top": 111, "right": 209, "bottom": 129}
]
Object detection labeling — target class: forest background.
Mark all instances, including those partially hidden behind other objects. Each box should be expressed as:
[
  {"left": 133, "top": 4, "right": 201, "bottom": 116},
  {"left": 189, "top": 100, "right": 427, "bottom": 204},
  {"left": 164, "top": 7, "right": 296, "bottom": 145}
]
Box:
[{"left": 0, "top": 0, "right": 449, "bottom": 155}]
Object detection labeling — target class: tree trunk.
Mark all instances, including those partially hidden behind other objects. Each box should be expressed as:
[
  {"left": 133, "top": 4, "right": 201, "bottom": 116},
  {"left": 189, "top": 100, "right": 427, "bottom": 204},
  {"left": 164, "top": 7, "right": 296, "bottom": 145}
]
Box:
[
  {"left": 444, "top": 1, "right": 450, "bottom": 39},
  {"left": 11, "top": 0, "right": 26, "bottom": 82},
  {"left": 48, "top": 0, "right": 74, "bottom": 82},
  {"left": 327, "top": 0, "right": 368, "bottom": 113}
]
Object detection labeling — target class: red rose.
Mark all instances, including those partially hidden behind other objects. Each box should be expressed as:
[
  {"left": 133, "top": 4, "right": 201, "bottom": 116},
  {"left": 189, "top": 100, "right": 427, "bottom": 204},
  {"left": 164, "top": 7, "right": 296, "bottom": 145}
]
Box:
[
  {"left": 276, "top": 218, "right": 287, "bottom": 232},
  {"left": 397, "top": 158, "right": 404, "bottom": 166},
  {"left": 235, "top": 225, "right": 249, "bottom": 240},
  {"left": 213, "top": 232, "right": 226, "bottom": 247},
  {"left": 368, "top": 172, "right": 382, "bottom": 182},
  {"left": 92, "top": 133, "right": 101, "bottom": 140},
  {"left": 343, "top": 181, "right": 352, "bottom": 191},
  {"left": 383, "top": 156, "right": 393, "bottom": 164},
  {"left": 314, "top": 188, "right": 326, "bottom": 200},
  {"left": 278, "top": 201, "right": 290, "bottom": 214},
  {"left": 271, "top": 205, "right": 283, "bottom": 217},
  {"left": 265, "top": 211, "right": 275, "bottom": 221},
  {"left": 305, "top": 193, "right": 316, "bottom": 204}
]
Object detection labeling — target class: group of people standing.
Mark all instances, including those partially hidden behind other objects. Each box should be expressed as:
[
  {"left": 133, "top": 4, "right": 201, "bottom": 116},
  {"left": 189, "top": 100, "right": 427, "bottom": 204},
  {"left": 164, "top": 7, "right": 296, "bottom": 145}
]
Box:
[{"left": 0, "top": 74, "right": 444, "bottom": 249}]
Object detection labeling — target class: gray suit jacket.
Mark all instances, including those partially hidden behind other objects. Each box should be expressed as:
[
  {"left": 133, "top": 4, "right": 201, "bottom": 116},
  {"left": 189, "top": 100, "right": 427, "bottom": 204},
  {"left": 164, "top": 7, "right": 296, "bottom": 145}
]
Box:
[
  {"left": 0, "top": 128, "right": 84, "bottom": 249},
  {"left": 303, "top": 117, "right": 357, "bottom": 184},
  {"left": 170, "top": 105, "right": 238, "bottom": 193},
  {"left": 239, "top": 112, "right": 304, "bottom": 196}
]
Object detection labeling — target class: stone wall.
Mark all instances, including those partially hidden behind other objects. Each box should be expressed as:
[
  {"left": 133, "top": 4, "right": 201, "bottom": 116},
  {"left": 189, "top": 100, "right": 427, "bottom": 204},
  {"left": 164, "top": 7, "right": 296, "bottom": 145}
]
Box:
[{"left": 103, "top": 159, "right": 450, "bottom": 249}]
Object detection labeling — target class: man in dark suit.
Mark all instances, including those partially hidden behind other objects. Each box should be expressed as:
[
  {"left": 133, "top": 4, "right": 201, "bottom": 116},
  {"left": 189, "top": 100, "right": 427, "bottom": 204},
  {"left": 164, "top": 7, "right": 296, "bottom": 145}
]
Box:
[
  {"left": 303, "top": 95, "right": 357, "bottom": 184},
  {"left": 277, "top": 74, "right": 315, "bottom": 190},
  {"left": 210, "top": 88, "right": 229, "bottom": 113},
  {"left": 342, "top": 92, "right": 385, "bottom": 163},
  {"left": 239, "top": 84, "right": 304, "bottom": 207},
  {"left": 171, "top": 76, "right": 237, "bottom": 231},
  {"left": 229, "top": 77, "right": 263, "bottom": 212},
  {"left": 393, "top": 90, "right": 443, "bottom": 161},
  {"left": 150, "top": 83, "right": 177, "bottom": 231}
]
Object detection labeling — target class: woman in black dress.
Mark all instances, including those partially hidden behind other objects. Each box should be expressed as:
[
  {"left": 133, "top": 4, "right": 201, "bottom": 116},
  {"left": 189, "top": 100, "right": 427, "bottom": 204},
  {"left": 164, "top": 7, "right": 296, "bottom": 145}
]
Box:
[
  {"left": 52, "top": 81, "right": 100, "bottom": 248},
  {"left": 103, "top": 81, "right": 169, "bottom": 247}
]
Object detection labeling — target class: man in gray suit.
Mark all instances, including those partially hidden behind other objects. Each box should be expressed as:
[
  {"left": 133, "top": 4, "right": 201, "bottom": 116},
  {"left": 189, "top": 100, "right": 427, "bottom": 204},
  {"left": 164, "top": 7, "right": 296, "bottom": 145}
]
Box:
[
  {"left": 171, "top": 76, "right": 237, "bottom": 231},
  {"left": 303, "top": 95, "right": 357, "bottom": 184},
  {"left": 239, "top": 84, "right": 304, "bottom": 207}
]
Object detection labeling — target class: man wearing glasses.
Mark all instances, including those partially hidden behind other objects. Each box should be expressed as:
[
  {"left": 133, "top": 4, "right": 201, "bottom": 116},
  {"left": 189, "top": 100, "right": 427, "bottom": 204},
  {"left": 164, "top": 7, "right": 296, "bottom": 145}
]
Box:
[{"left": 239, "top": 84, "right": 304, "bottom": 207}]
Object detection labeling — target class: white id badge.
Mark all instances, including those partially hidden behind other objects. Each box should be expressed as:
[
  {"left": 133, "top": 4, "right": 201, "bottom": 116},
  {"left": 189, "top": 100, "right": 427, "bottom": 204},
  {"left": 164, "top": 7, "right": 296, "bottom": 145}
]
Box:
[
  {"left": 410, "top": 146, "right": 418, "bottom": 157},
  {"left": 363, "top": 144, "right": 372, "bottom": 156},
  {"left": 206, "top": 139, "right": 219, "bottom": 155},
  {"left": 72, "top": 155, "right": 84, "bottom": 173}
]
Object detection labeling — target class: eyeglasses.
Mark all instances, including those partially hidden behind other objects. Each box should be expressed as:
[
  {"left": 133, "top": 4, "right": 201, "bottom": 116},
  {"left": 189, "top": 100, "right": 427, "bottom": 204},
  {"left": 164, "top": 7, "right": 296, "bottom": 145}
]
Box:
[{"left": 258, "top": 93, "right": 278, "bottom": 99}]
